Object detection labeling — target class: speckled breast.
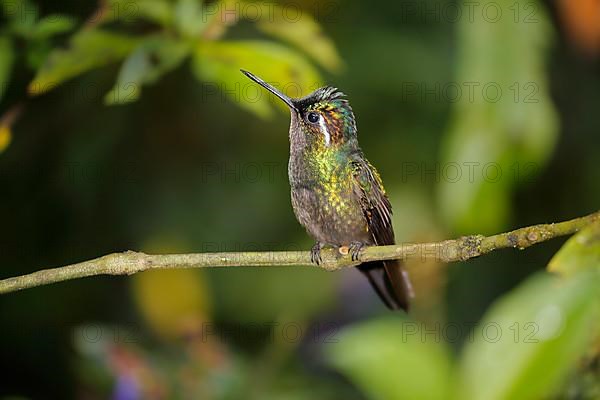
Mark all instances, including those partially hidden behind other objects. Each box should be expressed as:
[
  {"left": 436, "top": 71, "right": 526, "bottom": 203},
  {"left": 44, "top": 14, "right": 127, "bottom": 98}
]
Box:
[{"left": 289, "top": 158, "right": 371, "bottom": 246}]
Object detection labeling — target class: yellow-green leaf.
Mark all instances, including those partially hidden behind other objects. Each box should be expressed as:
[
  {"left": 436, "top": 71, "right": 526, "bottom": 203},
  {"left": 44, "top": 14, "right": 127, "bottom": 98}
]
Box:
[
  {"left": 210, "top": 0, "right": 342, "bottom": 72},
  {"left": 174, "top": 0, "right": 205, "bottom": 37},
  {"left": 107, "top": 0, "right": 173, "bottom": 26},
  {"left": 192, "top": 40, "right": 322, "bottom": 118},
  {"left": 28, "top": 30, "right": 140, "bottom": 95},
  {"left": 459, "top": 272, "right": 600, "bottom": 400},
  {"left": 132, "top": 236, "right": 212, "bottom": 340},
  {"left": 31, "top": 14, "right": 76, "bottom": 39},
  {"left": 549, "top": 222, "right": 600, "bottom": 277},
  {"left": 132, "top": 269, "right": 211, "bottom": 340},
  {"left": 327, "top": 317, "right": 453, "bottom": 400},
  {"left": 255, "top": 4, "right": 343, "bottom": 72}
]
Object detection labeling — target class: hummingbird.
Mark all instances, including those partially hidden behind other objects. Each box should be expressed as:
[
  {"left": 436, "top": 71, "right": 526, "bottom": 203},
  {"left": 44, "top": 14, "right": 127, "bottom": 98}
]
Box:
[{"left": 241, "top": 70, "right": 414, "bottom": 311}]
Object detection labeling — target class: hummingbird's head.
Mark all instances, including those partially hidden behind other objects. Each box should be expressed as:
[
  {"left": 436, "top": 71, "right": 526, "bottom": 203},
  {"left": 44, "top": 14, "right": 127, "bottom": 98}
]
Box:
[{"left": 241, "top": 70, "right": 357, "bottom": 149}]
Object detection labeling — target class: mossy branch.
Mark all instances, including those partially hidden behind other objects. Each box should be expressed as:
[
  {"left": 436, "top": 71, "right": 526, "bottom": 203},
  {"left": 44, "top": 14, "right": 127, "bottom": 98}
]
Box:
[{"left": 1, "top": 211, "right": 598, "bottom": 295}]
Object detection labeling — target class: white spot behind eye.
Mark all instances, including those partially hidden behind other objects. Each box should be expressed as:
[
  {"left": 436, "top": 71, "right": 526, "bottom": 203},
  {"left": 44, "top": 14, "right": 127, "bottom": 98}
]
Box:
[{"left": 319, "top": 117, "right": 331, "bottom": 146}]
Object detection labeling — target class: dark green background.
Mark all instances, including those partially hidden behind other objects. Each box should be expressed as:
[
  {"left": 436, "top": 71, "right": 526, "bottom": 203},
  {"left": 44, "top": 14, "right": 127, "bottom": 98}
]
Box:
[{"left": 1, "top": 0, "right": 599, "bottom": 398}]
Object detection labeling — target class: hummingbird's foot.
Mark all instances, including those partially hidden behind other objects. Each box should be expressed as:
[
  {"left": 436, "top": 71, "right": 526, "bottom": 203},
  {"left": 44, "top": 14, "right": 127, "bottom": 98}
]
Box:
[
  {"left": 311, "top": 242, "right": 324, "bottom": 265},
  {"left": 348, "top": 241, "right": 366, "bottom": 262}
]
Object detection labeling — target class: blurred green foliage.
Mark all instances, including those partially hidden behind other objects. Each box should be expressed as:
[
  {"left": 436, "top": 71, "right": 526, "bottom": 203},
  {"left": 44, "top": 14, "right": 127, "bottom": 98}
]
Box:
[
  {"left": 26, "top": 0, "right": 340, "bottom": 111},
  {"left": 329, "top": 269, "right": 600, "bottom": 400},
  {"left": 438, "top": 0, "right": 558, "bottom": 234},
  {"left": 328, "top": 317, "right": 453, "bottom": 400},
  {"left": 1, "top": 0, "right": 600, "bottom": 399},
  {"left": 458, "top": 270, "right": 599, "bottom": 400},
  {"left": 549, "top": 222, "right": 600, "bottom": 277}
]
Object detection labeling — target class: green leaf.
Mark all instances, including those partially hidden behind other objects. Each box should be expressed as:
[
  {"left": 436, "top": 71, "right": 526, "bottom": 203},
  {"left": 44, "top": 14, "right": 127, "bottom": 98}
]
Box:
[
  {"left": 29, "top": 30, "right": 140, "bottom": 95},
  {"left": 437, "top": 0, "right": 558, "bottom": 234},
  {"left": 256, "top": 4, "right": 342, "bottom": 73},
  {"left": 327, "top": 317, "right": 454, "bottom": 400},
  {"left": 174, "top": 0, "right": 205, "bottom": 37},
  {"left": 105, "top": 36, "right": 190, "bottom": 105},
  {"left": 107, "top": 0, "right": 173, "bottom": 26},
  {"left": 31, "top": 14, "right": 76, "bottom": 39},
  {"left": 0, "top": 36, "right": 14, "bottom": 102},
  {"left": 25, "top": 15, "right": 77, "bottom": 70},
  {"left": 209, "top": 0, "right": 342, "bottom": 72},
  {"left": 192, "top": 40, "right": 322, "bottom": 118},
  {"left": 549, "top": 222, "right": 600, "bottom": 277},
  {"left": 459, "top": 272, "right": 600, "bottom": 400}
]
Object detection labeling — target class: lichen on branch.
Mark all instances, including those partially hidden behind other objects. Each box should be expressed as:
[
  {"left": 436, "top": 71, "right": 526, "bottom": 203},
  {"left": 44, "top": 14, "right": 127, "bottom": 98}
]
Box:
[{"left": 0, "top": 211, "right": 598, "bottom": 295}]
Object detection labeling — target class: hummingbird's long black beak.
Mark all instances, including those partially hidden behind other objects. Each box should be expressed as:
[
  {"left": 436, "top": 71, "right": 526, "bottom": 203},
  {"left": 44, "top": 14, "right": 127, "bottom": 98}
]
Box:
[{"left": 240, "top": 69, "right": 298, "bottom": 112}]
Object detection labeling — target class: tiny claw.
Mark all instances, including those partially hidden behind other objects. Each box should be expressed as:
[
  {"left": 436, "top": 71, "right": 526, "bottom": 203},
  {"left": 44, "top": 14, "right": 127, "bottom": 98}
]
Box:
[
  {"left": 311, "top": 242, "right": 323, "bottom": 265},
  {"left": 348, "top": 242, "right": 365, "bottom": 262}
]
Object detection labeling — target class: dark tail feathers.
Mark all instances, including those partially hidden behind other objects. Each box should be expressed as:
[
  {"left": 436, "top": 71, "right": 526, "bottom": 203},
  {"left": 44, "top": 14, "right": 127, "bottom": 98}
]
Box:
[{"left": 358, "top": 260, "right": 413, "bottom": 311}]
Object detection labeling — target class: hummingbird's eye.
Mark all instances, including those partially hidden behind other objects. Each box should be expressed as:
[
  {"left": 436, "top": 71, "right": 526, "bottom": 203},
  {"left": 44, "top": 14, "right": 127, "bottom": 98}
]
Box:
[{"left": 306, "top": 112, "right": 320, "bottom": 124}]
